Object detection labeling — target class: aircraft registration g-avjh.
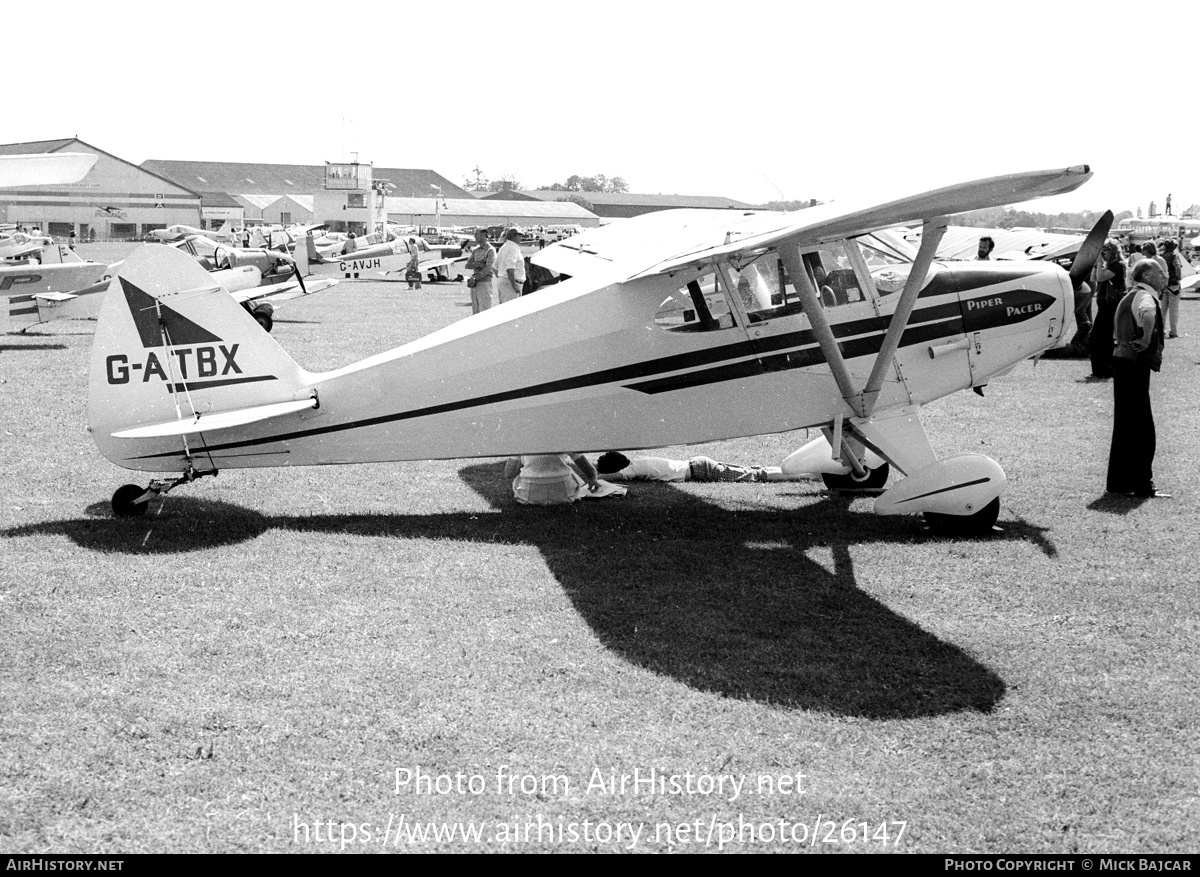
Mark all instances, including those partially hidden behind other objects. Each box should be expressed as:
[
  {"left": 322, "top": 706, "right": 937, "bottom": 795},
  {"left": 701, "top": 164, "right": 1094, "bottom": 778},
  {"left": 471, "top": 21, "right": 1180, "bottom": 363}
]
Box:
[
  {"left": 295, "top": 233, "right": 466, "bottom": 285},
  {"left": 89, "top": 165, "right": 1098, "bottom": 534}
]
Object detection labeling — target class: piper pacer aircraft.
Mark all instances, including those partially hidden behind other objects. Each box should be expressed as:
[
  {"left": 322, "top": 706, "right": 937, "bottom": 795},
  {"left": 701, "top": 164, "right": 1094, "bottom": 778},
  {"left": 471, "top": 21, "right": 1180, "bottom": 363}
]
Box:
[{"left": 88, "top": 165, "right": 1097, "bottom": 533}]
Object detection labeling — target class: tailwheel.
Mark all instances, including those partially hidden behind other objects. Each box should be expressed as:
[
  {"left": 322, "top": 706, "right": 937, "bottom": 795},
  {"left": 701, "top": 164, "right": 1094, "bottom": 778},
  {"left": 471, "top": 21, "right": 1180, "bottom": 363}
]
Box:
[
  {"left": 922, "top": 497, "right": 1001, "bottom": 537},
  {"left": 822, "top": 462, "right": 890, "bottom": 491},
  {"left": 112, "top": 484, "right": 151, "bottom": 517}
]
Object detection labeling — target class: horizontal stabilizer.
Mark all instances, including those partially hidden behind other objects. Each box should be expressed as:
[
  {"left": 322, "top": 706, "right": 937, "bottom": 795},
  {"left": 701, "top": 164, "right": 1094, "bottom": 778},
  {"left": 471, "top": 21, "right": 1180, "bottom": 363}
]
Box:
[
  {"left": 33, "top": 292, "right": 77, "bottom": 302},
  {"left": 113, "top": 397, "right": 317, "bottom": 439}
]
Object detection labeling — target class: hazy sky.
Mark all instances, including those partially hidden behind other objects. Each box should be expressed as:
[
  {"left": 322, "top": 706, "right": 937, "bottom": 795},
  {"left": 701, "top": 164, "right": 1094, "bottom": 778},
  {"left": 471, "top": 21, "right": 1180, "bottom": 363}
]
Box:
[{"left": 8, "top": 0, "right": 1194, "bottom": 215}]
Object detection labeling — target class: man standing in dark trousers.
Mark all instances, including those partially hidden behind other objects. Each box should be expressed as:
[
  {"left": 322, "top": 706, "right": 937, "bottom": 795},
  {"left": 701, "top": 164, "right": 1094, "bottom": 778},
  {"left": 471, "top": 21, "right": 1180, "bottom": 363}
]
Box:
[
  {"left": 1107, "top": 259, "right": 1168, "bottom": 498},
  {"left": 1089, "top": 240, "right": 1125, "bottom": 378}
]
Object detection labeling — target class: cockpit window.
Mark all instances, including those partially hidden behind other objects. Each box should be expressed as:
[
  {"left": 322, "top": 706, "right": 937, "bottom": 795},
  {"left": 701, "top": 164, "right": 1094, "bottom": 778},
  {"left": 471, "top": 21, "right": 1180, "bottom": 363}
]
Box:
[
  {"left": 804, "top": 242, "right": 866, "bottom": 308},
  {"left": 654, "top": 271, "right": 736, "bottom": 331}
]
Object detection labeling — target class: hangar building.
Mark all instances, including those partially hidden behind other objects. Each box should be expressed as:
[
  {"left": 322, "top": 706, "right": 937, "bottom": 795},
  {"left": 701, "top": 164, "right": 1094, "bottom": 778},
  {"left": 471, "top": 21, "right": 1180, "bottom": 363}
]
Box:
[{"left": 0, "top": 138, "right": 202, "bottom": 241}]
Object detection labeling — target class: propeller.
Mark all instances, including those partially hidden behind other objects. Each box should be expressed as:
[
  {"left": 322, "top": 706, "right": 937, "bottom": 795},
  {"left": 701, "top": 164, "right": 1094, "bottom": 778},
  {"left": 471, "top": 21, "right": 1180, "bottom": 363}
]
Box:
[{"left": 1067, "top": 209, "right": 1114, "bottom": 290}]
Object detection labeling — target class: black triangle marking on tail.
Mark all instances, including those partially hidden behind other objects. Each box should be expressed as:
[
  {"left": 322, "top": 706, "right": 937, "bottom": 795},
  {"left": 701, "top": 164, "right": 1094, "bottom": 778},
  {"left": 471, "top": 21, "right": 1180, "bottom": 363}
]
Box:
[{"left": 121, "top": 277, "right": 222, "bottom": 348}]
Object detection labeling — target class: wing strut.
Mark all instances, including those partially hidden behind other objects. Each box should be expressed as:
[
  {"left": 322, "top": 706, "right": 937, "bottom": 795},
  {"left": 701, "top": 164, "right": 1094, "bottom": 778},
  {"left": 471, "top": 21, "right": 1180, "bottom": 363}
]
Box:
[{"left": 859, "top": 217, "right": 947, "bottom": 417}]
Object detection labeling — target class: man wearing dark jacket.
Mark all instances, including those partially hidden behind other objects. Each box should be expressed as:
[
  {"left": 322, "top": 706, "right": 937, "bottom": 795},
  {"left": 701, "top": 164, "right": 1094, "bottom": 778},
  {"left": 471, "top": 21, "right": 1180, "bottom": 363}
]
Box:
[{"left": 1106, "top": 259, "right": 1168, "bottom": 498}]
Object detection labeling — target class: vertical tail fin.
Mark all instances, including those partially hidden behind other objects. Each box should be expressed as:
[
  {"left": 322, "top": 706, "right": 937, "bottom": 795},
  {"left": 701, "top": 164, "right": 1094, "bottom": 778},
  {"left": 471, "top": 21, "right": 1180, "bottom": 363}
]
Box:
[{"left": 88, "top": 245, "right": 314, "bottom": 473}]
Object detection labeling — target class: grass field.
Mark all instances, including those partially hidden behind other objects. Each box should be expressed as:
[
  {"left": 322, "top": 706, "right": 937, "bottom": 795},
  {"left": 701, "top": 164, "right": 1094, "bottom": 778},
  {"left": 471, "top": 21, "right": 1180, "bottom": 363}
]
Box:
[{"left": 2, "top": 255, "right": 1197, "bottom": 853}]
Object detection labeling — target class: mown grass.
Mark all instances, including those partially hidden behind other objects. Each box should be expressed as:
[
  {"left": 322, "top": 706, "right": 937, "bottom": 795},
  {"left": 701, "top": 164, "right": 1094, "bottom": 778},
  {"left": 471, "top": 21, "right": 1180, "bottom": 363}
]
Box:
[{"left": 1, "top": 261, "right": 1197, "bottom": 853}]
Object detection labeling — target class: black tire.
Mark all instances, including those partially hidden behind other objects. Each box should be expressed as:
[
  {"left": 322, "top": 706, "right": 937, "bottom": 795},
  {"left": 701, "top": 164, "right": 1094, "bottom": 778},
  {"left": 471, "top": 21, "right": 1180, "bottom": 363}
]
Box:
[
  {"left": 923, "top": 496, "right": 1001, "bottom": 537},
  {"left": 822, "top": 461, "right": 890, "bottom": 491},
  {"left": 253, "top": 310, "right": 273, "bottom": 333},
  {"left": 112, "top": 484, "right": 150, "bottom": 517}
]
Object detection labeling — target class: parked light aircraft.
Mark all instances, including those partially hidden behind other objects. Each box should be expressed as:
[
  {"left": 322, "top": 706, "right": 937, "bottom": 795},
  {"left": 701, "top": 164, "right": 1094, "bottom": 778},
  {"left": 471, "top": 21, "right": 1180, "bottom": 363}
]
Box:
[
  {"left": 1, "top": 229, "right": 56, "bottom": 262},
  {"left": 9, "top": 234, "right": 338, "bottom": 332},
  {"left": 13, "top": 260, "right": 338, "bottom": 333},
  {"left": 295, "top": 233, "right": 465, "bottom": 284},
  {"left": 4, "top": 244, "right": 121, "bottom": 326},
  {"left": 150, "top": 223, "right": 236, "bottom": 244},
  {"left": 89, "top": 165, "right": 1096, "bottom": 534}
]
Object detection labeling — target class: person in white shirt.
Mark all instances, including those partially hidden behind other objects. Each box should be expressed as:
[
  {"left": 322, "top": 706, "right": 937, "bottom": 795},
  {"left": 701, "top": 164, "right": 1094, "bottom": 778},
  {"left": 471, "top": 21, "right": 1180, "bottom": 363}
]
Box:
[
  {"left": 496, "top": 228, "right": 527, "bottom": 303},
  {"left": 596, "top": 452, "right": 795, "bottom": 483},
  {"left": 504, "top": 454, "right": 601, "bottom": 505}
]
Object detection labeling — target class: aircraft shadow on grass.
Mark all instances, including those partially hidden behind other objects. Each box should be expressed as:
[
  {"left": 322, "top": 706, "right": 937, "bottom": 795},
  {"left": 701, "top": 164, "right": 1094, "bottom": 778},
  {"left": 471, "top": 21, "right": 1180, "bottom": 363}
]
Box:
[{"left": 3, "top": 463, "right": 1061, "bottom": 719}]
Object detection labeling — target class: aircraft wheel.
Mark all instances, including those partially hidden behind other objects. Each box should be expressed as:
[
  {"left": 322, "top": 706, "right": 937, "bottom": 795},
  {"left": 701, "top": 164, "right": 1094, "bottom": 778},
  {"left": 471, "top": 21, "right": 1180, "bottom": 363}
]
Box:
[
  {"left": 253, "top": 310, "right": 273, "bottom": 333},
  {"left": 112, "top": 484, "right": 150, "bottom": 518},
  {"left": 822, "top": 461, "right": 889, "bottom": 491},
  {"left": 923, "top": 497, "right": 1001, "bottom": 537}
]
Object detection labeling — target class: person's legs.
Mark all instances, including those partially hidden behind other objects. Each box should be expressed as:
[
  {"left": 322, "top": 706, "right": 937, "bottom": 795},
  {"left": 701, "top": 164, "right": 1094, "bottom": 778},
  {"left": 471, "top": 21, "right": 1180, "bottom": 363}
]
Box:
[
  {"left": 1108, "top": 358, "right": 1154, "bottom": 494},
  {"left": 1165, "top": 291, "right": 1180, "bottom": 337},
  {"left": 688, "top": 456, "right": 769, "bottom": 482}
]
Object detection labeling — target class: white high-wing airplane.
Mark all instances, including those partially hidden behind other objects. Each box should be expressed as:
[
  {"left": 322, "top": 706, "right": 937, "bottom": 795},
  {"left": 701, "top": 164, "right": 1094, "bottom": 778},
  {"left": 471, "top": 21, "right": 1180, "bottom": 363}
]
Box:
[
  {"left": 88, "top": 165, "right": 1096, "bottom": 533},
  {"left": 294, "top": 233, "right": 466, "bottom": 285}
]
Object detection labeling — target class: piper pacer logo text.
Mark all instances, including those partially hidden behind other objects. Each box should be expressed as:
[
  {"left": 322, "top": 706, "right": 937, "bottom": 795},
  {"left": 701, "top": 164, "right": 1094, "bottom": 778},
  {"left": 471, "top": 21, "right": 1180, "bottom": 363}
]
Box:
[
  {"left": 962, "top": 289, "right": 1054, "bottom": 332},
  {"left": 107, "top": 277, "right": 277, "bottom": 392}
]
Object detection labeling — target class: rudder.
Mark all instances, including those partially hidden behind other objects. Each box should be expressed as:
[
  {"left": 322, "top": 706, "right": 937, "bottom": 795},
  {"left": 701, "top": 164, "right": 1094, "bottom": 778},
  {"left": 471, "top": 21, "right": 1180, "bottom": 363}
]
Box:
[{"left": 88, "top": 244, "right": 314, "bottom": 472}]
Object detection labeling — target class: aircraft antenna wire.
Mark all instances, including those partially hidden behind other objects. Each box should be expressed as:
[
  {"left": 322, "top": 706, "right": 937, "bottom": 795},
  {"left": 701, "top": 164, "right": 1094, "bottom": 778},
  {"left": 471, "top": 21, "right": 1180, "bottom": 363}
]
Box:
[{"left": 154, "top": 300, "right": 195, "bottom": 465}]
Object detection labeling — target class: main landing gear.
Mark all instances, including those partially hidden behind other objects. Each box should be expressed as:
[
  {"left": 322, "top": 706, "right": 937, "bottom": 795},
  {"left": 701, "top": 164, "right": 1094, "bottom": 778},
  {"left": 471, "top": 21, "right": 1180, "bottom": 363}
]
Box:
[{"left": 111, "top": 467, "right": 217, "bottom": 517}]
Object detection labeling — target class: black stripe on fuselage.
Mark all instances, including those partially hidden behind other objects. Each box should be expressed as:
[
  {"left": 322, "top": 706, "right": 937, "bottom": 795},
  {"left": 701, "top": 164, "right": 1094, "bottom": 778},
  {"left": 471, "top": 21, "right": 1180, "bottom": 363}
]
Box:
[{"left": 130, "top": 285, "right": 1050, "bottom": 461}]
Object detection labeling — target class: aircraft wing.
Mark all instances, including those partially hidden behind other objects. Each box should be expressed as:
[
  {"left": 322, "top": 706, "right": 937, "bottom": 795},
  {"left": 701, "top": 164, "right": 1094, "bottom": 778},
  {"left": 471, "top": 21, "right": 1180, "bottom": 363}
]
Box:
[
  {"left": 915, "top": 225, "right": 1087, "bottom": 262},
  {"left": 417, "top": 257, "right": 459, "bottom": 271},
  {"left": 532, "top": 165, "right": 1092, "bottom": 281},
  {"left": 228, "top": 277, "right": 340, "bottom": 305}
]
